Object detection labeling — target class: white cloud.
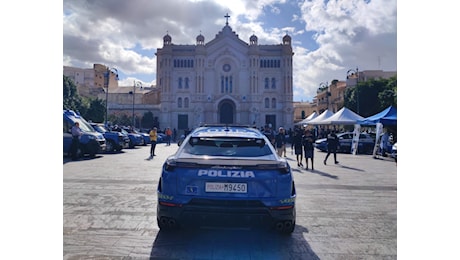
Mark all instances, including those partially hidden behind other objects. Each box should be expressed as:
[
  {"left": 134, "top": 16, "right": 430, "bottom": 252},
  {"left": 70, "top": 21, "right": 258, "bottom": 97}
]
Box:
[
  {"left": 63, "top": 0, "right": 396, "bottom": 101},
  {"left": 292, "top": 0, "right": 397, "bottom": 101}
]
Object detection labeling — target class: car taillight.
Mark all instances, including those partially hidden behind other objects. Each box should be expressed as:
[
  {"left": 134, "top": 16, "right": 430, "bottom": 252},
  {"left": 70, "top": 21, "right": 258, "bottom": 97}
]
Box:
[
  {"left": 270, "top": 205, "right": 294, "bottom": 210},
  {"left": 164, "top": 158, "right": 177, "bottom": 171},
  {"left": 278, "top": 161, "right": 291, "bottom": 174},
  {"left": 159, "top": 201, "right": 182, "bottom": 207}
]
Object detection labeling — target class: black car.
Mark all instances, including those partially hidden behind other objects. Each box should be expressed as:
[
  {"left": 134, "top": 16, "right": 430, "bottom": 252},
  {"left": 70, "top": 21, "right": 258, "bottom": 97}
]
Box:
[{"left": 315, "top": 132, "right": 376, "bottom": 154}]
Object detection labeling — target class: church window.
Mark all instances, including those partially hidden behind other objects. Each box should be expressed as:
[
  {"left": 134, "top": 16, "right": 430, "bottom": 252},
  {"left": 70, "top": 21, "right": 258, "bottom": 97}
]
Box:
[
  {"left": 221, "top": 76, "right": 224, "bottom": 93},
  {"left": 229, "top": 76, "right": 233, "bottom": 93},
  {"left": 221, "top": 76, "right": 233, "bottom": 93},
  {"left": 184, "top": 97, "right": 189, "bottom": 108},
  {"left": 173, "top": 59, "right": 194, "bottom": 68},
  {"left": 259, "top": 59, "right": 281, "bottom": 68}
]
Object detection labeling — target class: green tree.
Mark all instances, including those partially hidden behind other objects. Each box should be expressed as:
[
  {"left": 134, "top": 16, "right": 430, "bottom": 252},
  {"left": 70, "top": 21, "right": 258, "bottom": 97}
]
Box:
[
  {"left": 142, "top": 111, "right": 155, "bottom": 129},
  {"left": 63, "top": 75, "right": 83, "bottom": 112},
  {"left": 344, "top": 76, "right": 397, "bottom": 117},
  {"left": 85, "top": 98, "right": 106, "bottom": 123},
  {"left": 64, "top": 74, "right": 108, "bottom": 122}
]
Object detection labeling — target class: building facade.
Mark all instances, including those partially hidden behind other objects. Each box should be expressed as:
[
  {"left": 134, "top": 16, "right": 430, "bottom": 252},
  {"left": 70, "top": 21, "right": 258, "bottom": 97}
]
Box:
[
  {"left": 64, "top": 64, "right": 120, "bottom": 98},
  {"left": 293, "top": 70, "right": 396, "bottom": 124},
  {"left": 156, "top": 22, "right": 294, "bottom": 131}
]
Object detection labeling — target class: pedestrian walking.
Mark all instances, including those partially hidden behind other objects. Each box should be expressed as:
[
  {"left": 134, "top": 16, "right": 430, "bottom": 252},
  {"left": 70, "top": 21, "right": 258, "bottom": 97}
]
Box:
[
  {"left": 70, "top": 122, "right": 83, "bottom": 160},
  {"left": 149, "top": 127, "right": 158, "bottom": 159},
  {"left": 275, "top": 127, "right": 287, "bottom": 157},
  {"left": 324, "top": 130, "right": 339, "bottom": 165},
  {"left": 165, "top": 127, "right": 172, "bottom": 146},
  {"left": 291, "top": 127, "right": 303, "bottom": 167},
  {"left": 173, "top": 128, "right": 177, "bottom": 142},
  {"left": 263, "top": 125, "right": 275, "bottom": 145},
  {"left": 302, "top": 129, "right": 315, "bottom": 170}
]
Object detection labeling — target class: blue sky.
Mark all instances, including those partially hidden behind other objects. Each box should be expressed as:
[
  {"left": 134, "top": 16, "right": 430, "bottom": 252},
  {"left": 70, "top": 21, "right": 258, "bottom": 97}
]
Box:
[{"left": 62, "top": 0, "right": 397, "bottom": 102}]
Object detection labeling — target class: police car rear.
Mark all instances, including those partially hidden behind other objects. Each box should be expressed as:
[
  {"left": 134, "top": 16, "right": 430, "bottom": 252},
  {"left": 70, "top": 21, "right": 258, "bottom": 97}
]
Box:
[{"left": 156, "top": 125, "right": 296, "bottom": 234}]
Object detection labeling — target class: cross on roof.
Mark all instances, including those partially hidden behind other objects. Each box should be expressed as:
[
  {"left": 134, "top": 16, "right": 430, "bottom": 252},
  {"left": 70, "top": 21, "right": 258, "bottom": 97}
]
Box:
[{"left": 224, "top": 13, "right": 230, "bottom": 25}]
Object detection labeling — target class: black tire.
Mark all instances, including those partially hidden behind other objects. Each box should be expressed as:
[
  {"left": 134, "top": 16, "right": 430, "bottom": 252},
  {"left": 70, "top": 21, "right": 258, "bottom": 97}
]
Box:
[
  {"left": 106, "top": 140, "right": 116, "bottom": 153},
  {"left": 86, "top": 141, "right": 99, "bottom": 158},
  {"left": 282, "top": 222, "right": 295, "bottom": 235}
]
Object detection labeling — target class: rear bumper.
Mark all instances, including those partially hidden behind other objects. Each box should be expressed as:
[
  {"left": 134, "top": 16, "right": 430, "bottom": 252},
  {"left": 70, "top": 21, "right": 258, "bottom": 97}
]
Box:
[{"left": 157, "top": 198, "right": 295, "bottom": 228}]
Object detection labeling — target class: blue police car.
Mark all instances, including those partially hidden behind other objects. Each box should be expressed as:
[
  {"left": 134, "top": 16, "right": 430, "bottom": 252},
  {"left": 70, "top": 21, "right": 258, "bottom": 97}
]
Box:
[{"left": 156, "top": 125, "right": 296, "bottom": 234}]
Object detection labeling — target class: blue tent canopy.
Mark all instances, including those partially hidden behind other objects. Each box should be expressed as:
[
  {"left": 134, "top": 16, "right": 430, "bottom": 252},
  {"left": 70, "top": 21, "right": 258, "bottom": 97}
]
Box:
[{"left": 357, "top": 106, "right": 397, "bottom": 126}]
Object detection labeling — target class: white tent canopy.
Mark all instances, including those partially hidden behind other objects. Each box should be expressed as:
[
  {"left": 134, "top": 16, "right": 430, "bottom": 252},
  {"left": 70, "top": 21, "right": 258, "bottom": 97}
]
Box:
[
  {"left": 305, "top": 110, "right": 334, "bottom": 125},
  {"left": 315, "top": 107, "right": 364, "bottom": 125},
  {"left": 294, "top": 111, "right": 317, "bottom": 125}
]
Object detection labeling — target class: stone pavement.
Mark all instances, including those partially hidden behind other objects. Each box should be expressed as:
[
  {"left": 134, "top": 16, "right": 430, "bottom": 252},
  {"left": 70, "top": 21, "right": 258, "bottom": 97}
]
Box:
[{"left": 63, "top": 142, "right": 397, "bottom": 259}]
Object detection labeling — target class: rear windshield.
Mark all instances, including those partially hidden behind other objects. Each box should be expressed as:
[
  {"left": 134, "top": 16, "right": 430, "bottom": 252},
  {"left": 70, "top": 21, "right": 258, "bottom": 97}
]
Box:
[{"left": 182, "top": 137, "right": 273, "bottom": 157}]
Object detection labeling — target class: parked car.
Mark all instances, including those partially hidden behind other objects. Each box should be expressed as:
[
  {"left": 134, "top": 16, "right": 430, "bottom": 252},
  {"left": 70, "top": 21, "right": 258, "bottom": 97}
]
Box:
[
  {"left": 63, "top": 110, "right": 106, "bottom": 158},
  {"left": 390, "top": 142, "right": 397, "bottom": 162},
  {"left": 111, "top": 126, "right": 143, "bottom": 148},
  {"left": 315, "top": 131, "right": 375, "bottom": 154},
  {"left": 157, "top": 133, "right": 166, "bottom": 143},
  {"left": 90, "top": 123, "right": 130, "bottom": 152},
  {"left": 131, "top": 128, "right": 150, "bottom": 145},
  {"left": 156, "top": 124, "right": 296, "bottom": 234}
]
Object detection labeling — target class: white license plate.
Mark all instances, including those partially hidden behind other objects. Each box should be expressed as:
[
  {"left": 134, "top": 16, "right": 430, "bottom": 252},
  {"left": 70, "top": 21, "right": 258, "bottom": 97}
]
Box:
[{"left": 205, "top": 182, "right": 247, "bottom": 193}]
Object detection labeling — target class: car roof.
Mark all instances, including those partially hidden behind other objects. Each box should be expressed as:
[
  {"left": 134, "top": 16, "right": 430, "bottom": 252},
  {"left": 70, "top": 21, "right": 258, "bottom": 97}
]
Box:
[{"left": 191, "top": 125, "right": 263, "bottom": 139}]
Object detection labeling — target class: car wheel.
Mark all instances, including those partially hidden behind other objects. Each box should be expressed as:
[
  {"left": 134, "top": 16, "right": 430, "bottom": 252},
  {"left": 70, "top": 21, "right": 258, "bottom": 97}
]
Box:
[
  {"left": 88, "top": 144, "right": 97, "bottom": 158},
  {"left": 106, "top": 140, "right": 116, "bottom": 153}
]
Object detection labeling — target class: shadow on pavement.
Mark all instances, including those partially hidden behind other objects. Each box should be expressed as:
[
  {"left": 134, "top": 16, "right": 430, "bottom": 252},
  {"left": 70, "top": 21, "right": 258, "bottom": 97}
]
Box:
[
  {"left": 62, "top": 155, "right": 104, "bottom": 164},
  {"left": 149, "top": 225, "right": 320, "bottom": 259},
  {"left": 309, "top": 169, "right": 339, "bottom": 179},
  {"left": 337, "top": 165, "right": 365, "bottom": 172}
]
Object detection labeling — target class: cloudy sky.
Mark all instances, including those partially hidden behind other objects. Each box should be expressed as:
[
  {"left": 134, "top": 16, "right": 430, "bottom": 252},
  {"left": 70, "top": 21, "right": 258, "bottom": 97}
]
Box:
[{"left": 63, "top": 0, "right": 396, "bottom": 102}]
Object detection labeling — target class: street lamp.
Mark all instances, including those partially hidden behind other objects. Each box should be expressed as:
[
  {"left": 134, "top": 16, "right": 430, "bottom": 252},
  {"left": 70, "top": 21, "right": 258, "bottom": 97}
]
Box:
[
  {"left": 130, "top": 80, "right": 143, "bottom": 127},
  {"left": 104, "top": 67, "right": 119, "bottom": 126},
  {"left": 347, "top": 67, "right": 359, "bottom": 114}
]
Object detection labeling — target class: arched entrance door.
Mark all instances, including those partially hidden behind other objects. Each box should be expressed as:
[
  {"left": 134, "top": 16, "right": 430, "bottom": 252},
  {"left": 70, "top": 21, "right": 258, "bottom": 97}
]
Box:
[{"left": 219, "top": 100, "right": 235, "bottom": 124}]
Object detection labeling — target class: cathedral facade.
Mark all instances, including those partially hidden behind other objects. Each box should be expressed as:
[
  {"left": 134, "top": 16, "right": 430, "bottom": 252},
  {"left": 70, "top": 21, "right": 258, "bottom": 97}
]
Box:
[{"left": 156, "top": 20, "right": 294, "bottom": 131}]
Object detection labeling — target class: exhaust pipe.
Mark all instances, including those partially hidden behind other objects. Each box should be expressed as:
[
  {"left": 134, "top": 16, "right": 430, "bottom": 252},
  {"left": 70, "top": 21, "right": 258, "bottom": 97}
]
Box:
[
  {"left": 160, "top": 217, "right": 169, "bottom": 226},
  {"left": 284, "top": 221, "right": 292, "bottom": 230},
  {"left": 168, "top": 218, "right": 177, "bottom": 228},
  {"left": 276, "top": 221, "right": 284, "bottom": 231},
  {"left": 160, "top": 217, "right": 178, "bottom": 229}
]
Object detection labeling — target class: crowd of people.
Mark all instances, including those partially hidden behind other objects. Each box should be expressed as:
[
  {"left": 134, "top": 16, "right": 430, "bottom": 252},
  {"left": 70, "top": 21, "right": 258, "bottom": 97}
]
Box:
[
  {"left": 262, "top": 125, "right": 320, "bottom": 170},
  {"left": 261, "top": 124, "right": 344, "bottom": 170},
  {"left": 142, "top": 123, "right": 394, "bottom": 167}
]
